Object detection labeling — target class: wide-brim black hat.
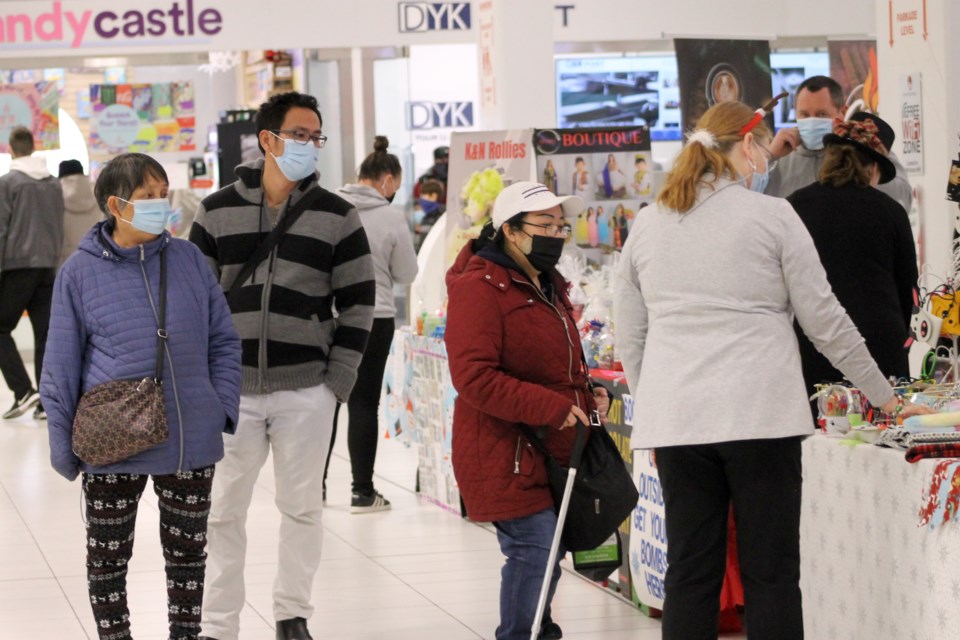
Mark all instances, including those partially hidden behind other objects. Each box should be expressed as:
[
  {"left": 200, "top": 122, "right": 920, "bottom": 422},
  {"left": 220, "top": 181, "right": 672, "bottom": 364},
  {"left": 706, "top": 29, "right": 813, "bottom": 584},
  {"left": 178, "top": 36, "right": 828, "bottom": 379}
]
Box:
[
  {"left": 823, "top": 118, "right": 896, "bottom": 184},
  {"left": 848, "top": 111, "right": 895, "bottom": 151}
]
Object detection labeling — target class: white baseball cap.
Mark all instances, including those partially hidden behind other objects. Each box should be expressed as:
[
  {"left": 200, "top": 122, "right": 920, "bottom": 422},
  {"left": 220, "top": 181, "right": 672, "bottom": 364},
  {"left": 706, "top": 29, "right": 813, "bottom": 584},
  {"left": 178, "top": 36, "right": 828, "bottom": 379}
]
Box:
[{"left": 491, "top": 181, "right": 585, "bottom": 229}]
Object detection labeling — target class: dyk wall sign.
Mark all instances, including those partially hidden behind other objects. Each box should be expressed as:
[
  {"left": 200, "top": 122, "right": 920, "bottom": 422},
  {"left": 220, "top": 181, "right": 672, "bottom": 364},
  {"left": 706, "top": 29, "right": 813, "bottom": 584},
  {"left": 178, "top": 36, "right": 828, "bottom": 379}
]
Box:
[
  {"left": 397, "top": 2, "right": 471, "bottom": 32},
  {"left": 406, "top": 101, "right": 474, "bottom": 130}
]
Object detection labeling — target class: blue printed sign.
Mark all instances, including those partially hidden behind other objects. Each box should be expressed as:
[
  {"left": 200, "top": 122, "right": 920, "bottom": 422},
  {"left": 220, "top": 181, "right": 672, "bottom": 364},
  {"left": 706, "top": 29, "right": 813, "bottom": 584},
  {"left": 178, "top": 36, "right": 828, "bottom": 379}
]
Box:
[{"left": 630, "top": 449, "right": 668, "bottom": 608}]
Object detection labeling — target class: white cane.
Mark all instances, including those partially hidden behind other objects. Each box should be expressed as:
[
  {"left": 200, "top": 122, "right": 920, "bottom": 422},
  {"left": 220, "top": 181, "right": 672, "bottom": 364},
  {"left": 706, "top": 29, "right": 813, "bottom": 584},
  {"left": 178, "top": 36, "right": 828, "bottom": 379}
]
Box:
[
  {"left": 530, "top": 467, "right": 578, "bottom": 640},
  {"left": 530, "top": 421, "right": 586, "bottom": 640}
]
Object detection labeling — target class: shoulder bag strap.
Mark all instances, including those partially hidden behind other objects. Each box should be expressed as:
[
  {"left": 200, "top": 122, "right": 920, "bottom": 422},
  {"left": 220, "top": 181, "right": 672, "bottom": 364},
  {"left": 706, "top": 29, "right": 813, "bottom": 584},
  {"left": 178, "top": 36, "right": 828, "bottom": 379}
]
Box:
[
  {"left": 154, "top": 247, "right": 168, "bottom": 383},
  {"left": 226, "top": 196, "right": 309, "bottom": 304}
]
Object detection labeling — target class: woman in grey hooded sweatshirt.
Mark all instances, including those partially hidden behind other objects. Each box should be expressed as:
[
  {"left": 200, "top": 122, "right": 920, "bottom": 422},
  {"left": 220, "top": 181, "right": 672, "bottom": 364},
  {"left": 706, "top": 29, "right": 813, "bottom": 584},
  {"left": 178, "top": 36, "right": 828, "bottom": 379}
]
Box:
[
  {"left": 57, "top": 160, "right": 102, "bottom": 269},
  {"left": 331, "top": 135, "right": 418, "bottom": 512}
]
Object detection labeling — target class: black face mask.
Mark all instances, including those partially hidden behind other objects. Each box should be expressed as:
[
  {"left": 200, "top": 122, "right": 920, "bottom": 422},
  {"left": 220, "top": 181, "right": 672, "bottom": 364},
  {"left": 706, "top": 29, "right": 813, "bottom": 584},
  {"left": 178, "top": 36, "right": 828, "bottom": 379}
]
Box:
[
  {"left": 385, "top": 192, "right": 396, "bottom": 204},
  {"left": 522, "top": 233, "right": 565, "bottom": 272},
  {"left": 434, "top": 163, "right": 448, "bottom": 181}
]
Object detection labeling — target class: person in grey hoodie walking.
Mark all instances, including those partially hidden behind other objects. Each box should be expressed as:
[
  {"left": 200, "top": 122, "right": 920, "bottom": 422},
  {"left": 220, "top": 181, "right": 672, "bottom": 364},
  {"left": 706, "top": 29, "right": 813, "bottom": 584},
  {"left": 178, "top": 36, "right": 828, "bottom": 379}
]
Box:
[
  {"left": 333, "top": 135, "right": 418, "bottom": 512},
  {"left": 0, "top": 127, "right": 64, "bottom": 420},
  {"left": 57, "top": 160, "right": 101, "bottom": 269}
]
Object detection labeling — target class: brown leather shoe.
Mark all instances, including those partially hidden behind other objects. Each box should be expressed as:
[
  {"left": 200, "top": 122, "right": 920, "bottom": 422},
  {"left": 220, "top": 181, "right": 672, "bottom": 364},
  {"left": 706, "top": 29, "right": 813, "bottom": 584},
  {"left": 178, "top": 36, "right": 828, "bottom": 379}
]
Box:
[{"left": 276, "top": 617, "right": 313, "bottom": 640}]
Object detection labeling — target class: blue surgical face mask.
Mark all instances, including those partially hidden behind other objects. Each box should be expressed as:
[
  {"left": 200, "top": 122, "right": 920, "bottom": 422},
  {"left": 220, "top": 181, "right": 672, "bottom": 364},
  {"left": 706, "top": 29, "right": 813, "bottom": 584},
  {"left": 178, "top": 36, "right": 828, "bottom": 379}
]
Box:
[
  {"left": 269, "top": 131, "right": 318, "bottom": 182},
  {"left": 797, "top": 117, "right": 834, "bottom": 150},
  {"left": 747, "top": 156, "right": 770, "bottom": 194},
  {"left": 117, "top": 197, "right": 171, "bottom": 235}
]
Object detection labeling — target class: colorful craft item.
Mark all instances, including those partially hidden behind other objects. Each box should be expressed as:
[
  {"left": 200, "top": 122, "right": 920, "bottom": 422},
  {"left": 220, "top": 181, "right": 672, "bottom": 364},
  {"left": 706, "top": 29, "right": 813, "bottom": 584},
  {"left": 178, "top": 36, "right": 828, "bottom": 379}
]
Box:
[
  {"left": 917, "top": 460, "right": 960, "bottom": 529},
  {"left": 904, "top": 411, "right": 960, "bottom": 430}
]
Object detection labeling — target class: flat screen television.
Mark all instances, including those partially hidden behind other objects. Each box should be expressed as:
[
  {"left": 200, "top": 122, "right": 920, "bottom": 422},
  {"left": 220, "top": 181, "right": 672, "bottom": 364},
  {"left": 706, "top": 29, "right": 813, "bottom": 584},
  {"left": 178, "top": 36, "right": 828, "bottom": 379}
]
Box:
[
  {"left": 769, "top": 51, "right": 830, "bottom": 130},
  {"left": 556, "top": 55, "right": 682, "bottom": 141},
  {"left": 556, "top": 51, "right": 830, "bottom": 137}
]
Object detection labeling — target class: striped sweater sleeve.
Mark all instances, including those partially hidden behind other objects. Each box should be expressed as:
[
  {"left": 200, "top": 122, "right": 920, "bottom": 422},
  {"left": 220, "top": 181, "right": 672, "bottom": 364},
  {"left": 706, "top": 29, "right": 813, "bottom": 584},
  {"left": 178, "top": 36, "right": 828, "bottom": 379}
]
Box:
[
  {"left": 326, "top": 207, "right": 376, "bottom": 402},
  {"left": 188, "top": 202, "right": 222, "bottom": 281}
]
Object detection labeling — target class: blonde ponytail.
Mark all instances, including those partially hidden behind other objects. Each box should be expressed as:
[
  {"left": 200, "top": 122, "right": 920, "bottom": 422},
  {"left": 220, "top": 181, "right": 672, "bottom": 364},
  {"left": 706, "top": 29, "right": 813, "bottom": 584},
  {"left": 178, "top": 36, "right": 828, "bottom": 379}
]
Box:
[{"left": 658, "top": 102, "right": 772, "bottom": 214}]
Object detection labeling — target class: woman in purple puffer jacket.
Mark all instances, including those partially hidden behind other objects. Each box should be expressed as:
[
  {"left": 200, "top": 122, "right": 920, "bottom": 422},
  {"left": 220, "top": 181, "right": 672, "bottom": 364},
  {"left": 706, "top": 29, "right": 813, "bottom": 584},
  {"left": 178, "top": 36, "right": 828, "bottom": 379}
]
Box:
[{"left": 40, "top": 153, "right": 242, "bottom": 640}]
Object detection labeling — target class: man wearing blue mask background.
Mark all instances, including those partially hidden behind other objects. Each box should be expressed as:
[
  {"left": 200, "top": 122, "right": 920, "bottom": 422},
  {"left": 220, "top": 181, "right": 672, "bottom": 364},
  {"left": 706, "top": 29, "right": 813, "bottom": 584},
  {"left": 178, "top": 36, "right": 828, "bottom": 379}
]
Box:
[
  {"left": 190, "top": 92, "right": 375, "bottom": 640},
  {"left": 766, "top": 75, "right": 913, "bottom": 212}
]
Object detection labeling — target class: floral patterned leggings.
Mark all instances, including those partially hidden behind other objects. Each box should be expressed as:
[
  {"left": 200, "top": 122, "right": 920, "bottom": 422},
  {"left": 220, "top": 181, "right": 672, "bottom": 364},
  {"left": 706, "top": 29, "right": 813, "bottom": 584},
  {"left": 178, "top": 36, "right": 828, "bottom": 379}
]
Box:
[{"left": 82, "top": 466, "right": 215, "bottom": 640}]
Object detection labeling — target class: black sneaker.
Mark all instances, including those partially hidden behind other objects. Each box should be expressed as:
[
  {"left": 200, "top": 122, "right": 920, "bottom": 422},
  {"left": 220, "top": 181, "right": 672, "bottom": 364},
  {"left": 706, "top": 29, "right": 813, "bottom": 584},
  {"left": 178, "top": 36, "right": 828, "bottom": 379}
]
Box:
[
  {"left": 3, "top": 389, "right": 40, "bottom": 420},
  {"left": 540, "top": 621, "right": 563, "bottom": 640},
  {"left": 350, "top": 489, "right": 391, "bottom": 514},
  {"left": 33, "top": 404, "right": 46, "bottom": 420}
]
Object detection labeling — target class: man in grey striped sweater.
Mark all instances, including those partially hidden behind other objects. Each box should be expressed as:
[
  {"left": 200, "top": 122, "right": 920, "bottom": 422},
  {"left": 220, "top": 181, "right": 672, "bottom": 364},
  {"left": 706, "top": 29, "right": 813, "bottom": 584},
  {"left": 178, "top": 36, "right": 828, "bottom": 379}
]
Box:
[{"left": 190, "top": 92, "right": 375, "bottom": 640}]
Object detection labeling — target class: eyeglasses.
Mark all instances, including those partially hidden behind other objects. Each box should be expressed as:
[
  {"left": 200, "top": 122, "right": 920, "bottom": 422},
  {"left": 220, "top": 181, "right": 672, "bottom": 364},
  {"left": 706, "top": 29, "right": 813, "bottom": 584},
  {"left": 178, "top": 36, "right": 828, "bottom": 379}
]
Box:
[
  {"left": 271, "top": 129, "right": 328, "bottom": 148},
  {"left": 756, "top": 142, "right": 778, "bottom": 173},
  {"left": 522, "top": 221, "right": 572, "bottom": 239}
]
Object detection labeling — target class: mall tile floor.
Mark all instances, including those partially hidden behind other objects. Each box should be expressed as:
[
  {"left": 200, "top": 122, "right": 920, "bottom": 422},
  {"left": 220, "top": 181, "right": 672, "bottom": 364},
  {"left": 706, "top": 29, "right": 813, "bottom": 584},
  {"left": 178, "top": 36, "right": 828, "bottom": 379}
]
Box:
[{"left": 0, "top": 382, "right": 747, "bottom": 640}]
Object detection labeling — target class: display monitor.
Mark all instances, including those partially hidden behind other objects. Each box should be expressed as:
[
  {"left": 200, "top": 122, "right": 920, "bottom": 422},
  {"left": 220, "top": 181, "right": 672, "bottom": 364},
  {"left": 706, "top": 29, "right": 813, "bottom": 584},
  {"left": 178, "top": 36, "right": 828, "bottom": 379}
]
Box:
[
  {"left": 556, "top": 51, "right": 830, "bottom": 138},
  {"left": 556, "top": 55, "right": 682, "bottom": 141},
  {"left": 769, "top": 51, "right": 830, "bottom": 131}
]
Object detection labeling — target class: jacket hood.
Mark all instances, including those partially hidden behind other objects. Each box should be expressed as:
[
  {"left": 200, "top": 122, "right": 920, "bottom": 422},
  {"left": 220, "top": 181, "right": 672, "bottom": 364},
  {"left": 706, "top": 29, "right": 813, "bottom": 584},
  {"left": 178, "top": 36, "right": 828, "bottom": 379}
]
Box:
[
  {"left": 10, "top": 155, "right": 52, "bottom": 180},
  {"left": 233, "top": 158, "right": 320, "bottom": 206},
  {"left": 447, "top": 238, "right": 530, "bottom": 289},
  {"left": 336, "top": 184, "right": 389, "bottom": 211},
  {"left": 446, "top": 238, "right": 569, "bottom": 301},
  {"left": 78, "top": 219, "right": 170, "bottom": 263},
  {"left": 447, "top": 239, "right": 480, "bottom": 289},
  {"left": 60, "top": 174, "right": 99, "bottom": 214}
]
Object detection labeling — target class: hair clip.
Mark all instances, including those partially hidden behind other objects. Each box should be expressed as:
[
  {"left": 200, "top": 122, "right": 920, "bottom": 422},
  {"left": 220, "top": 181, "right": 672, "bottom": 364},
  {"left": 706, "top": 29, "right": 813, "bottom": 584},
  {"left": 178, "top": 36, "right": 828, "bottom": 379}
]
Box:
[{"left": 687, "top": 129, "right": 718, "bottom": 149}]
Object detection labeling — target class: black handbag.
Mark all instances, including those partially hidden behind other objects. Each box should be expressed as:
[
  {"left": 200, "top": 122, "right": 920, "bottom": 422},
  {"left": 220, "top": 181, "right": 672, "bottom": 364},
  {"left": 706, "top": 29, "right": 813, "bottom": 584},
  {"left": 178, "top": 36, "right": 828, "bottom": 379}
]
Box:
[
  {"left": 72, "top": 249, "right": 169, "bottom": 466},
  {"left": 519, "top": 419, "right": 639, "bottom": 552}
]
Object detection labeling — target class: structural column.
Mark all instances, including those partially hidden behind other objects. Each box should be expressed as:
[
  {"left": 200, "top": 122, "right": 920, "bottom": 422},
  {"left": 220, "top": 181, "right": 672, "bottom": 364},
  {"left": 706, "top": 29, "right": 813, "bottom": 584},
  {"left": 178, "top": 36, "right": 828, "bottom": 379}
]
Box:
[{"left": 476, "top": 0, "right": 555, "bottom": 130}]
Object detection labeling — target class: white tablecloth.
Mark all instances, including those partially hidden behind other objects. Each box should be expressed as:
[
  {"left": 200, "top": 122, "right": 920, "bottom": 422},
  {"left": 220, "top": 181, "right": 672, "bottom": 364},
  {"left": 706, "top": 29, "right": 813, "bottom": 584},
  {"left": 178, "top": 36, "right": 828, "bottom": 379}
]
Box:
[{"left": 800, "top": 435, "right": 960, "bottom": 640}]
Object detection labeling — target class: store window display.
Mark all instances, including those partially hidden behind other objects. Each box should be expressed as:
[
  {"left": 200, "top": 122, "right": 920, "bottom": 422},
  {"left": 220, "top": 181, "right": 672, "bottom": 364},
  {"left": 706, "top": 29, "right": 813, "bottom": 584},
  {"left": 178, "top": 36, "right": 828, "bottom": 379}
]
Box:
[
  {"left": 788, "top": 115, "right": 917, "bottom": 415},
  {"left": 613, "top": 100, "right": 930, "bottom": 640},
  {"left": 765, "top": 75, "right": 913, "bottom": 212}
]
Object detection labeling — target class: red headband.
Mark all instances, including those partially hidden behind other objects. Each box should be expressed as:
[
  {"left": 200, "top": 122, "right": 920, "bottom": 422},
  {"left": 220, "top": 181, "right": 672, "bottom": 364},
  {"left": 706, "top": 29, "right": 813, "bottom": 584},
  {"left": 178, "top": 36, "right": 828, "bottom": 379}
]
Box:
[{"left": 739, "top": 92, "right": 789, "bottom": 136}]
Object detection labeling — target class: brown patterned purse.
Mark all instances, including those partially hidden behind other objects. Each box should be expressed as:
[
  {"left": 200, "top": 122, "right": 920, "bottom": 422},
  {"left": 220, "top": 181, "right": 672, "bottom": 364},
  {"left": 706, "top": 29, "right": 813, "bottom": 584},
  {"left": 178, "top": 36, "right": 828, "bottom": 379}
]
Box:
[{"left": 72, "top": 248, "right": 169, "bottom": 466}]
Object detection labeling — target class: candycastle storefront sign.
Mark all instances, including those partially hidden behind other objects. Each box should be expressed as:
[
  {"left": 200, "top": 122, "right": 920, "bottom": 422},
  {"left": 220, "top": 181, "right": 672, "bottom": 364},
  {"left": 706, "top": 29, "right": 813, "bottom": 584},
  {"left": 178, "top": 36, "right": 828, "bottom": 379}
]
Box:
[{"left": 0, "top": 0, "right": 222, "bottom": 50}]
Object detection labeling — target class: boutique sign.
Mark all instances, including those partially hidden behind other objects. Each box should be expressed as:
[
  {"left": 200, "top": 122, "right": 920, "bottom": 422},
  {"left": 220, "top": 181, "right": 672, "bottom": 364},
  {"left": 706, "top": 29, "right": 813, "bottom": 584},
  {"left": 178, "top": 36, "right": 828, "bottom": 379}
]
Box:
[{"left": 0, "top": 1, "right": 221, "bottom": 49}]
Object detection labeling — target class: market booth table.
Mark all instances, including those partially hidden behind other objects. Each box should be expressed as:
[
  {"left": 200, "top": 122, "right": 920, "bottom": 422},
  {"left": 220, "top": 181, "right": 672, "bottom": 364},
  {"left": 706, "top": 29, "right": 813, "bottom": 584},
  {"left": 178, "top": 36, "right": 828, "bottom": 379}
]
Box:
[{"left": 799, "top": 435, "right": 960, "bottom": 640}]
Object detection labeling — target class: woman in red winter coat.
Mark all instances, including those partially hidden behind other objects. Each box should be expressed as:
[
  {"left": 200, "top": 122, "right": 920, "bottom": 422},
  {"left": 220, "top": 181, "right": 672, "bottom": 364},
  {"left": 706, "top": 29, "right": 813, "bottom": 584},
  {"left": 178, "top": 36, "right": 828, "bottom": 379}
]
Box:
[{"left": 445, "top": 181, "right": 609, "bottom": 640}]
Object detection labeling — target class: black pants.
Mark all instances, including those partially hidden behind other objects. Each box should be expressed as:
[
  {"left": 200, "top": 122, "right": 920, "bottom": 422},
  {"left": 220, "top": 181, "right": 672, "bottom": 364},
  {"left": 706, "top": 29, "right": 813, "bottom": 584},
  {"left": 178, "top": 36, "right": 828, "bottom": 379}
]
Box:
[
  {"left": 0, "top": 268, "right": 55, "bottom": 398},
  {"left": 654, "top": 437, "right": 803, "bottom": 640},
  {"left": 324, "top": 317, "right": 395, "bottom": 493},
  {"left": 83, "top": 467, "right": 215, "bottom": 640}
]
